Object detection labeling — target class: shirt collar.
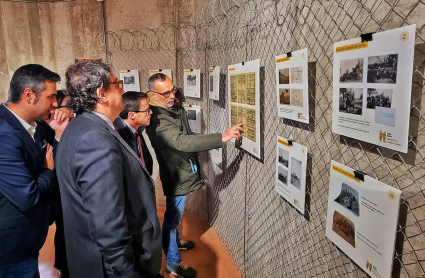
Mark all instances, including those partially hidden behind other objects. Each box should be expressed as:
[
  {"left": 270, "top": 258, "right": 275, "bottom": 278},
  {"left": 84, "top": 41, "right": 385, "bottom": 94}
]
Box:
[
  {"left": 2, "top": 103, "right": 37, "bottom": 139},
  {"left": 92, "top": 111, "right": 116, "bottom": 130}
]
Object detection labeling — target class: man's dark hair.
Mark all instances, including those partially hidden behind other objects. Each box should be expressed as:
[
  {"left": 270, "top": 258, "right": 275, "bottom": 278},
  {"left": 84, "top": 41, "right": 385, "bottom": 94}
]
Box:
[
  {"left": 56, "top": 90, "right": 69, "bottom": 107},
  {"left": 148, "top": 73, "right": 167, "bottom": 91},
  {"left": 119, "top": 91, "right": 148, "bottom": 119},
  {"left": 8, "top": 64, "right": 61, "bottom": 103},
  {"left": 65, "top": 61, "right": 111, "bottom": 114}
]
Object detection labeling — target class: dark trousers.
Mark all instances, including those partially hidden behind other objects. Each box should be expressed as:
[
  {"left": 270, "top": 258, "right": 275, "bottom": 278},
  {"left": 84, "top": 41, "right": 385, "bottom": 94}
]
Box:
[{"left": 0, "top": 257, "right": 39, "bottom": 278}]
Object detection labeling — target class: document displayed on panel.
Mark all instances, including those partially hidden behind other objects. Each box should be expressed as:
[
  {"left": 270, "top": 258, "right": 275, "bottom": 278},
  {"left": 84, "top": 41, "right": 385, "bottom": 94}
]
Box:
[
  {"left": 326, "top": 161, "right": 401, "bottom": 278},
  {"left": 184, "top": 104, "right": 201, "bottom": 134},
  {"left": 149, "top": 69, "right": 173, "bottom": 81},
  {"left": 332, "top": 25, "right": 416, "bottom": 153},
  {"left": 184, "top": 69, "right": 201, "bottom": 98},
  {"left": 228, "top": 59, "right": 261, "bottom": 159},
  {"left": 209, "top": 66, "right": 220, "bottom": 100},
  {"left": 276, "top": 49, "right": 309, "bottom": 124},
  {"left": 120, "top": 70, "right": 140, "bottom": 93}
]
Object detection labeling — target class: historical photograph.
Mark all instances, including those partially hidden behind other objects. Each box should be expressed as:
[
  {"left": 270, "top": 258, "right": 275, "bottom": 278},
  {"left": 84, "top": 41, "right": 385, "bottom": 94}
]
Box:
[
  {"left": 340, "top": 58, "right": 363, "bottom": 83},
  {"left": 290, "top": 157, "right": 302, "bottom": 191},
  {"left": 339, "top": 88, "right": 363, "bottom": 115},
  {"left": 187, "top": 109, "right": 196, "bottom": 121},
  {"left": 278, "top": 165, "right": 288, "bottom": 185},
  {"left": 334, "top": 182, "right": 360, "bottom": 217},
  {"left": 279, "top": 89, "right": 290, "bottom": 105},
  {"left": 278, "top": 147, "right": 289, "bottom": 167},
  {"left": 209, "top": 76, "right": 214, "bottom": 92},
  {"left": 332, "top": 210, "right": 356, "bottom": 248},
  {"left": 278, "top": 68, "right": 290, "bottom": 84},
  {"left": 187, "top": 74, "right": 197, "bottom": 87},
  {"left": 124, "top": 76, "right": 135, "bottom": 85},
  {"left": 367, "top": 88, "right": 392, "bottom": 109},
  {"left": 290, "top": 67, "right": 303, "bottom": 84},
  {"left": 291, "top": 89, "right": 303, "bottom": 107},
  {"left": 367, "top": 54, "right": 398, "bottom": 83}
]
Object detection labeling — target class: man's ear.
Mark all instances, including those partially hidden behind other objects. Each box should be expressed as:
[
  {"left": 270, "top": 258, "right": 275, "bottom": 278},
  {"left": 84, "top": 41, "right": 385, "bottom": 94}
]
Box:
[
  {"left": 149, "top": 92, "right": 158, "bottom": 101},
  {"left": 96, "top": 87, "right": 108, "bottom": 103},
  {"left": 22, "top": 88, "right": 34, "bottom": 104}
]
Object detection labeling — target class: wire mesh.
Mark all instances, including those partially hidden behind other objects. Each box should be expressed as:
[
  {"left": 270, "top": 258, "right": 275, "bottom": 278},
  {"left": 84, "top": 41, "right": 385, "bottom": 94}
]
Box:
[{"left": 104, "top": 1, "right": 425, "bottom": 277}]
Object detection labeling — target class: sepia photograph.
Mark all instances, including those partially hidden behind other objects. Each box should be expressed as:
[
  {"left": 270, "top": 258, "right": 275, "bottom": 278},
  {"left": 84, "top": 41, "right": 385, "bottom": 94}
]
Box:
[
  {"left": 334, "top": 182, "right": 360, "bottom": 217},
  {"left": 340, "top": 58, "right": 363, "bottom": 83},
  {"left": 124, "top": 76, "right": 135, "bottom": 85},
  {"left": 278, "top": 147, "right": 289, "bottom": 167},
  {"left": 291, "top": 89, "right": 304, "bottom": 107},
  {"left": 187, "top": 110, "right": 196, "bottom": 121},
  {"left": 290, "top": 157, "right": 302, "bottom": 191},
  {"left": 187, "top": 75, "right": 197, "bottom": 87},
  {"left": 290, "top": 67, "right": 303, "bottom": 84},
  {"left": 332, "top": 210, "right": 356, "bottom": 248},
  {"left": 278, "top": 165, "right": 288, "bottom": 185},
  {"left": 339, "top": 88, "right": 363, "bottom": 115},
  {"left": 279, "top": 89, "right": 290, "bottom": 105},
  {"left": 367, "top": 88, "right": 392, "bottom": 109},
  {"left": 279, "top": 68, "right": 290, "bottom": 84},
  {"left": 209, "top": 76, "right": 214, "bottom": 92},
  {"left": 367, "top": 54, "right": 398, "bottom": 83}
]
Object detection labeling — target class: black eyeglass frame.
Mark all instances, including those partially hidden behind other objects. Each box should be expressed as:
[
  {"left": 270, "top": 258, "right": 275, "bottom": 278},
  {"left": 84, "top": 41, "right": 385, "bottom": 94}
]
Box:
[{"left": 131, "top": 107, "right": 152, "bottom": 114}]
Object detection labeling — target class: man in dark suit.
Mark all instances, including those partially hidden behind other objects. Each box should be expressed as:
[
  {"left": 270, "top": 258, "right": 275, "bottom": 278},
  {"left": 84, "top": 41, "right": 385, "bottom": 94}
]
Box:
[
  {"left": 113, "top": 91, "right": 153, "bottom": 176},
  {"left": 0, "top": 64, "right": 61, "bottom": 277},
  {"left": 56, "top": 61, "right": 162, "bottom": 278}
]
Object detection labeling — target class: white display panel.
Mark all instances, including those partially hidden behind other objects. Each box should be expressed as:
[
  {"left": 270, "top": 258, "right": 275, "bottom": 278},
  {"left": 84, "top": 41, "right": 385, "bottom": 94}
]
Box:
[
  {"left": 275, "top": 136, "right": 308, "bottom": 214},
  {"left": 332, "top": 25, "right": 416, "bottom": 153},
  {"left": 120, "top": 70, "right": 140, "bottom": 93},
  {"left": 275, "top": 49, "right": 309, "bottom": 123},
  {"left": 149, "top": 69, "right": 173, "bottom": 81},
  {"left": 184, "top": 69, "right": 201, "bottom": 98},
  {"left": 209, "top": 66, "right": 220, "bottom": 100},
  {"left": 228, "top": 59, "right": 261, "bottom": 159},
  {"left": 184, "top": 104, "right": 201, "bottom": 134},
  {"left": 326, "top": 161, "right": 401, "bottom": 278}
]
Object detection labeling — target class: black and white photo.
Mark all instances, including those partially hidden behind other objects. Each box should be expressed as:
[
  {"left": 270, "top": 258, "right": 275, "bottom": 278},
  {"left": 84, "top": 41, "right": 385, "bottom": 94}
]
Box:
[
  {"left": 279, "top": 88, "right": 290, "bottom": 105},
  {"left": 278, "top": 148, "right": 289, "bottom": 167},
  {"left": 278, "top": 68, "right": 290, "bottom": 84},
  {"left": 334, "top": 182, "right": 360, "bottom": 217},
  {"left": 367, "top": 88, "right": 392, "bottom": 109},
  {"left": 340, "top": 58, "right": 363, "bottom": 83},
  {"left": 187, "top": 74, "right": 197, "bottom": 87},
  {"left": 124, "top": 76, "right": 135, "bottom": 85},
  {"left": 339, "top": 88, "right": 363, "bottom": 115},
  {"left": 187, "top": 109, "right": 196, "bottom": 121},
  {"left": 367, "top": 54, "right": 398, "bottom": 83},
  {"left": 290, "top": 157, "right": 302, "bottom": 190},
  {"left": 209, "top": 76, "right": 214, "bottom": 92},
  {"left": 278, "top": 165, "right": 288, "bottom": 185}
]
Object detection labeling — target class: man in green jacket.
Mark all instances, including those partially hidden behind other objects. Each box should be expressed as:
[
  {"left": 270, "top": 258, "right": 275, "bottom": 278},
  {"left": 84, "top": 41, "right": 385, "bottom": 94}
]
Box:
[{"left": 146, "top": 73, "right": 243, "bottom": 278}]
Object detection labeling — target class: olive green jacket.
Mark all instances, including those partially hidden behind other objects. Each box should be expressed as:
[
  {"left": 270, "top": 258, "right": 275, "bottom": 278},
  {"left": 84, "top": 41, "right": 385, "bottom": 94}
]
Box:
[{"left": 146, "top": 99, "right": 222, "bottom": 196}]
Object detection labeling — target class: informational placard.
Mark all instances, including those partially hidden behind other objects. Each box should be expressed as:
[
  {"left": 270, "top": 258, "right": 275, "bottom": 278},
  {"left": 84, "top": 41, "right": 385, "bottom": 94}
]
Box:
[
  {"left": 184, "top": 69, "right": 201, "bottom": 98},
  {"left": 275, "top": 49, "right": 309, "bottom": 123},
  {"left": 332, "top": 25, "right": 415, "bottom": 153},
  {"left": 228, "top": 59, "right": 261, "bottom": 159},
  {"left": 209, "top": 66, "right": 220, "bottom": 100},
  {"left": 326, "top": 161, "right": 401, "bottom": 278},
  {"left": 149, "top": 69, "right": 173, "bottom": 81},
  {"left": 120, "top": 70, "right": 140, "bottom": 92},
  {"left": 184, "top": 104, "right": 201, "bottom": 134},
  {"left": 275, "top": 136, "right": 307, "bottom": 214}
]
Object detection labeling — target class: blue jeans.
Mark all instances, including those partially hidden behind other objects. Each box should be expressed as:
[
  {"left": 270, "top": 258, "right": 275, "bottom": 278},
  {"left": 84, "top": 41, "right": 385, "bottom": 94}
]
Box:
[
  {"left": 162, "top": 194, "right": 188, "bottom": 264},
  {"left": 0, "top": 257, "right": 39, "bottom": 278}
]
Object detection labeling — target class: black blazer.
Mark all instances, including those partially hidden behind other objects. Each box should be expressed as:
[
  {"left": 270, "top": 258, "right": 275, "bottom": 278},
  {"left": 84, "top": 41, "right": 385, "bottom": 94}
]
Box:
[
  {"left": 113, "top": 117, "right": 153, "bottom": 176},
  {"left": 56, "top": 112, "right": 161, "bottom": 278},
  {"left": 0, "top": 104, "right": 57, "bottom": 265}
]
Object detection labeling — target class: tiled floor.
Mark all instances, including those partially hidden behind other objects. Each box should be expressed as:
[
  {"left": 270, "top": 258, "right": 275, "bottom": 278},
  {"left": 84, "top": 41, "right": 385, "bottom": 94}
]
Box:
[{"left": 39, "top": 206, "right": 242, "bottom": 278}]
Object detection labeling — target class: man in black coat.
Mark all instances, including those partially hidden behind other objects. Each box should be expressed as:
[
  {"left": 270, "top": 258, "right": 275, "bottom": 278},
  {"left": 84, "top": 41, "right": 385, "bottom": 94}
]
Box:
[
  {"left": 56, "top": 61, "right": 162, "bottom": 278},
  {"left": 113, "top": 91, "right": 153, "bottom": 176}
]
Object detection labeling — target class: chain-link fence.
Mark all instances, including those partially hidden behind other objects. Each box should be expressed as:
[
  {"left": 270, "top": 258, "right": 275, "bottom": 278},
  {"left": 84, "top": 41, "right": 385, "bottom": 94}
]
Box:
[{"left": 102, "top": 1, "right": 425, "bottom": 277}]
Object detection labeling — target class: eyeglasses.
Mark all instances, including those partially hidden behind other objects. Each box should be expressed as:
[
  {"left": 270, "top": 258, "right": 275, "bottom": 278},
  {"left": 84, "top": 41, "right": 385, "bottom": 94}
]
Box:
[
  {"left": 132, "top": 107, "right": 151, "bottom": 114},
  {"left": 111, "top": 79, "right": 124, "bottom": 89},
  {"left": 151, "top": 86, "right": 177, "bottom": 98}
]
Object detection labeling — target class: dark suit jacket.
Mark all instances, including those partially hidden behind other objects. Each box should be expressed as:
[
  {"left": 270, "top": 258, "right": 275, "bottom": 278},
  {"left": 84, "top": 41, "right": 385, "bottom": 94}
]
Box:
[
  {"left": 56, "top": 112, "right": 161, "bottom": 278},
  {"left": 113, "top": 117, "right": 153, "bottom": 176},
  {"left": 0, "top": 104, "right": 57, "bottom": 266}
]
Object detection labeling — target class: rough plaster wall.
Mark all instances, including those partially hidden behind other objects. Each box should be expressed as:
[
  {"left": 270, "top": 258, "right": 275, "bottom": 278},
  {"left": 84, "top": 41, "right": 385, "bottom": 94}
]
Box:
[{"left": 0, "top": 0, "right": 103, "bottom": 103}]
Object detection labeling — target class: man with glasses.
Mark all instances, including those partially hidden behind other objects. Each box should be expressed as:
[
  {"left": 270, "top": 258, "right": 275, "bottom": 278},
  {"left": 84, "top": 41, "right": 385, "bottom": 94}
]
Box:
[
  {"left": 56, "top": 61, "right": 162, "bottom": 278},
  {"left": 113, "top": 91, "right": 153, "bottom": 176},
  {"left": 146, "top": 73, "right": 243, "bottom": 278}
]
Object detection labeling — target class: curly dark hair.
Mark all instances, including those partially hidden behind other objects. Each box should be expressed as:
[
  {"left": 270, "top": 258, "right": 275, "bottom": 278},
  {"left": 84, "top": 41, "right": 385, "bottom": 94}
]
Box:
[{"left": 65, "top": 61, "right": 111, "bottom": 114}]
